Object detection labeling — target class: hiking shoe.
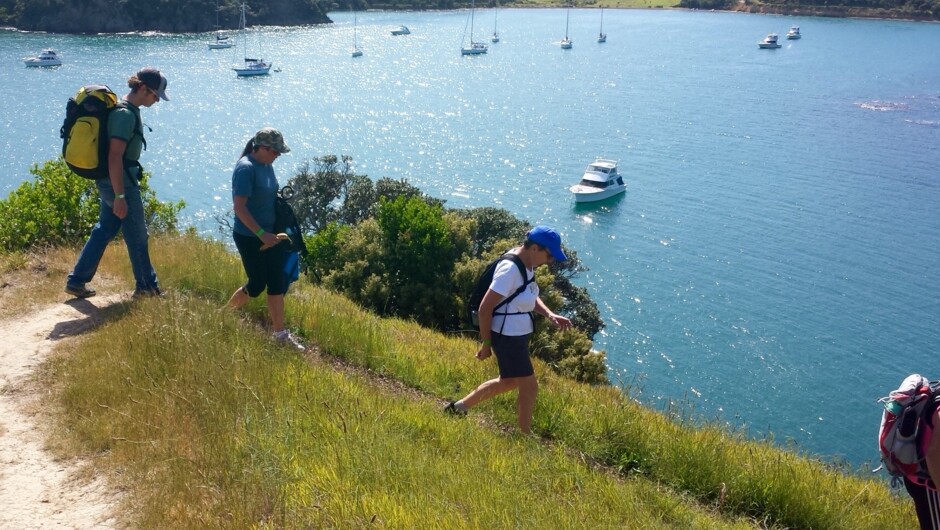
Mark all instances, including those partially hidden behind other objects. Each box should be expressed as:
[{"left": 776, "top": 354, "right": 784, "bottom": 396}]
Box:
[
  {"left": 274, "top": 330, "right": 306, "bottom": 352},
  {"left": 133, "top": 287, "right": 165, "bottom": 298},
  {"left": 65, "top": 284, "right": 96, "bottom": 299},
  {"left": 443, "top": 401, "right": 466, "bottom": 416}
]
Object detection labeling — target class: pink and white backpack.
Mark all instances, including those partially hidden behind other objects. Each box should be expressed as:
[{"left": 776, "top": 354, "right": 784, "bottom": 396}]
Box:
[{"left": 877, "top": 374, "right": 940, "bottom": 489}]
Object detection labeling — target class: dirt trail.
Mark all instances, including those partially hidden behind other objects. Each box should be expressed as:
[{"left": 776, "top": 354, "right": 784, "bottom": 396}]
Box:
[{"left": 0, "top": 296, "right": 124, "bottom": 529}]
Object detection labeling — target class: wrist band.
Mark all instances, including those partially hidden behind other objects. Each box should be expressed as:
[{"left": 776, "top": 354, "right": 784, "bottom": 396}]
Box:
[
  {"left": 255, "top": 228, "right": 265, "bottom": 237},
  {"left": 116, "top": 193, "right": 125, "bottom": 199},
  {"left": 482, "top": 338, "right": 492, "bottom": 346}
]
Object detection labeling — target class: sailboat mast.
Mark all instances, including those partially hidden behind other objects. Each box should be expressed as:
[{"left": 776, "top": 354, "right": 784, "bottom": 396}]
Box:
[
  {"left": 565, "top": 7, "right": 570, "bottom": 39},
  {"left": 470, "top": 0, "right": 475, "bottom": 42}
]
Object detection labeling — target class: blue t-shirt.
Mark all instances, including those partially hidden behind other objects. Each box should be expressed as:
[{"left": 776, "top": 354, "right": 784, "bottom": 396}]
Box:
[{"left": 232, "top": 154, "right": 279, "bottom": 237}]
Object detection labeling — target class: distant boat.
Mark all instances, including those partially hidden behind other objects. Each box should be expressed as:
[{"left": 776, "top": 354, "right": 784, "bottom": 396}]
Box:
[
  {"left": 491, "top": 5, "right": 499, "bottom": 43},
  {"left": 787, "top": 26, "right": 801, "bottom": 39},
  {"left": 560, "top": 7, "right": 572, "bottom": 49},
  {"left": 207, "top": 0, "right": 234, "bottom": 49},
  {"left": 233, "top": 2, "right": 272, "bottom": 77},
  {"left": 569, "top": 158, "right": 626, "bottom": 203},
  {"left": 391, "top": 25, "right": 410, "bottom": 36},
  {"left": 23, "top": 49, "right": 62, "bottom": 67},
  {"left": 461, "top": 0, "right": 488, "bottom": 55},
  {"left": 352, "top": 11, "right": 363, "bottom": 57},
  {"left": 758, "top": 33, "right": 781, "bottom": 49},
  {"left": 597, "top": 8, "right": 606, "bottom": 43}
]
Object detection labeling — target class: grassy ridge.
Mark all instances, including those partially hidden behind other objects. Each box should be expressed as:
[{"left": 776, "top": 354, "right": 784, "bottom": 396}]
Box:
[{"left": 37, "top": 234, "right": 913, "bottom": 528}]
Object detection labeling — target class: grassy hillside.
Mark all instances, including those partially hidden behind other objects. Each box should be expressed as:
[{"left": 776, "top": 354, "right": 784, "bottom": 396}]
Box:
[{"left": 8, "top": 235, "right": 914, "bottom": 528}]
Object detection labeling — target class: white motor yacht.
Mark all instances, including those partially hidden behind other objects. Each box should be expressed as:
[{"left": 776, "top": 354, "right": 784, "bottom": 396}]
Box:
[
  {"left": 758, "top": 33, "right": 781, "bottom": 49},
  {"left": 787, "top": 26, "right": 801, "bottom": 39},
  {"left": 24, "top": 49, "right": 62, "bottom": 67},
  {"left": 569, "top": 158, "right": 626, "bottom": 203},
  {"left": 391, "top": 25, "right": 410, "bottom": 35}
]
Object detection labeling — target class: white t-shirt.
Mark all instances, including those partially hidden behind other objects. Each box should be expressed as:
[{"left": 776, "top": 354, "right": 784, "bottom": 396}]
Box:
[{"left": 489, "top": 256, "right": 539, "bottom": 336}]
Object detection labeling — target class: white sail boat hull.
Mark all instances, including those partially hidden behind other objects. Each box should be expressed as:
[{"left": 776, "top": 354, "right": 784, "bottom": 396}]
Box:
[
  {"left": 233, "top": 3, "right": 271, "bottom": 76},
  {"left": 561, "top": 7, "right": 572, "bottom": 49},
  {"left": 461, "top": 0, "right": 488, "bottom": 56}
]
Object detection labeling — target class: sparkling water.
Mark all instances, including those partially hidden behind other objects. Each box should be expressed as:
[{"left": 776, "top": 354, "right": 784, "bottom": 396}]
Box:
[{"left": 2, "top": 9, "right": 939, "bottom": 467}]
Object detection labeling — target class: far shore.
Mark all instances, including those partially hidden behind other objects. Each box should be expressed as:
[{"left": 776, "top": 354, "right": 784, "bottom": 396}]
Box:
[{"left": 4, "top": 4, "right": 938, "bottom": 36}]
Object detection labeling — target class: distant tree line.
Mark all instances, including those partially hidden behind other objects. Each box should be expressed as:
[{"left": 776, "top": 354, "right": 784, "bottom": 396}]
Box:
[
  {"left": 286, "top": 155, "right": 610, "bottom": 385},
  {"left": 679, "top": 0, "right": 940, "bottom": 19},
  {"left": 0, "top": 0, "right": 332, "bottom": 34}
]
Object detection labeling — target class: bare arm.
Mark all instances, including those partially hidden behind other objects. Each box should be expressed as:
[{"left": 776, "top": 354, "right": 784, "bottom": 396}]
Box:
[
  {"left": 475, "top": 288, "right": 504, "bottom": 360},
  {"left": 535, "top": 297, "right": 572, "bottom": 330},
  {"left": 926, "top": 409, "right": 940, "bottom": 485},
  {"left": 233, "top": 195, "right": 277, "bottom": 249},
  {"left": 108, "top": 138, "right": 128, "bottom": 219}
]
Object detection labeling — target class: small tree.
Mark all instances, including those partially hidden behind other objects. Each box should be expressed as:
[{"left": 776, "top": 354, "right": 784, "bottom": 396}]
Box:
[{"left": 0, "top": 158, "right": 183, "bottom": 252}]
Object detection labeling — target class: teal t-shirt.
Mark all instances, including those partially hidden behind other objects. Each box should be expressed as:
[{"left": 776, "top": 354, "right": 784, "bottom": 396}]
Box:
[
  {"left": 107, "top": 102, "right": 143, "bottom": 175},
  {"left": 232, "top": 154, "right": 279, "bottom": 238}
]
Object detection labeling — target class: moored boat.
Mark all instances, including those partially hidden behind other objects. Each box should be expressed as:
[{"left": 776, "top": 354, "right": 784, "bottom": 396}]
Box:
[
  {"left": 23, "top": 49, "right": 62, "bottom": 67},
  {"left": 787, "top": 26, "right": 801, "bottom": 39},
  {"left": 569, "top": 158, "right": 626, "bottom": 203},
  {"left": 233, "top": 3, "right": 272, "bottom": 76},
  {"left": 758, "top": 33, "right": 781, "bottom": 49}
]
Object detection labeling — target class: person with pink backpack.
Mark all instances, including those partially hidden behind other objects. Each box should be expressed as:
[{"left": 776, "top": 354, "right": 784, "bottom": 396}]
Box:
[{"left": 878, "top": 374, "right": 940, "bottom": 529}]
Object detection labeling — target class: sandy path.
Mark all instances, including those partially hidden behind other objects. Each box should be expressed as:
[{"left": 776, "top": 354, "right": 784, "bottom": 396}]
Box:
[{"left": 0, "top": 296, "right": 124, "bottom": 529}]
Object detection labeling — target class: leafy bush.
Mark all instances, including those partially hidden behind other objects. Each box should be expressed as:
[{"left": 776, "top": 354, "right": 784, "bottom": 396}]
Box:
[
  {"left": 0, "top": 158, "right": 184, "bottom": 252},
  {"left": 299, "top": 160, "right": 610, "bottom": 384}
]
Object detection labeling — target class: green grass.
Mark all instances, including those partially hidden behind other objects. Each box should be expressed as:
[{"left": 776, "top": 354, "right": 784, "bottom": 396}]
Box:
[{"left": 32, "top": 234, "right": 914, "bottom": 528}]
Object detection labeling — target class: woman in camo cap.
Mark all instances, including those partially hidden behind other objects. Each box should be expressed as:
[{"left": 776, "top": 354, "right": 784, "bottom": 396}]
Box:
[{"left": 225, "top": 127, "right": 305, "bottom": 351}]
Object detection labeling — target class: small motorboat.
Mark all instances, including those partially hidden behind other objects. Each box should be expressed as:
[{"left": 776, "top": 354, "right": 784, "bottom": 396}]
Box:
[
  {"left": 758, "top": 33, "right": 781, "bottom": 49},
  {"left": 569, "top": 158, "right": 626, "bottom": 203},
  {"left": 786, "top": 26, "right": 801, "bottom": 39},
  {"left": 23, "top": 49, "right": 62, "bottom": 67},
  {"left": 391, "top": 25, "right": 410, "bottom": 36}
]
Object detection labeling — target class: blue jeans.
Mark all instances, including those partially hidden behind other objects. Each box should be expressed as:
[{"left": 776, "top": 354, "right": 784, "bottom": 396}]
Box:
[{"left": 66, "top": 175, "right": 159, "bottom": 291}]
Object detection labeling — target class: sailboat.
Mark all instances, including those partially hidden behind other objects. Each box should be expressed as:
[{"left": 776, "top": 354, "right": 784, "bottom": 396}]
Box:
[
  {"left": 233, "top": 2, "right": 272, "bottom": 76},
  {"left": 597, "top": 7, "right": 606, "bottom": 43},
  {"left": 461, "top": 0, "right": 487, "bottom": 55},
  {"left": 207, "top": 0, "right": 234, "bottom": 49},
  {"left": 560, "top": 6, "right": 572, "bottom": 49},
  {"left": 351, "top": 11, "right": 363, "bottom": 57},
  {"left": 491, "top": 5, "right": 499, "bottom": 43}
]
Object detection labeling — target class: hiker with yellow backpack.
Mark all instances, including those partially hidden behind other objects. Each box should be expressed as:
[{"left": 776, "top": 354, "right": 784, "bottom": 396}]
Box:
[{"left": 63, "top": 67, "right": 169, "bottom": 299}]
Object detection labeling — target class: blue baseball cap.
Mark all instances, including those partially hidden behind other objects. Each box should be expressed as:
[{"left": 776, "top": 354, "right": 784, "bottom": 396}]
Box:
[{"left": 526, "top": 225, "right": 567, "bottom": 262}]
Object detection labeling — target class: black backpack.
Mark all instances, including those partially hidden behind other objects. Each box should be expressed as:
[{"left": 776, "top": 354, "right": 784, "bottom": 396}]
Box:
[
  {"left": 273, "top": 194, "right": 307, "bottom": 256},
  {"left": 467, "top": 253, "right": 534, "bottom": 331},
  {"left": 272, "top": 186, "right": 308, "bottom": 284},
  {"left": 60, "top": 84, "right": 144, "bottom": 180}
]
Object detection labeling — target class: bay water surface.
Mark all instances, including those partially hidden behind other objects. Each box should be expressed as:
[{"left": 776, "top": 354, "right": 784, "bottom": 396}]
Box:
[{"left": 2, "top": 9, "right": 939, "bottom": 469}]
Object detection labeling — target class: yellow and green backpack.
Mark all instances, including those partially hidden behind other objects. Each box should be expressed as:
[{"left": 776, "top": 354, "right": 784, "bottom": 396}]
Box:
[{"left": 59, "top": 85, "right": 140, "bottom": 180}]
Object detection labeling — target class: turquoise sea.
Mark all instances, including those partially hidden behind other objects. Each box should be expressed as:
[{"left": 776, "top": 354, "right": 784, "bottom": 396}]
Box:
[{"left": 2, "top": 9, "right": 939, "bottom": 469}]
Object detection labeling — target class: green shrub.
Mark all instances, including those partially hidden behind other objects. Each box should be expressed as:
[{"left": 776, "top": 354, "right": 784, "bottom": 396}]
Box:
[{"left": 0, "top": 158, "right": 184, "bottom": 252}]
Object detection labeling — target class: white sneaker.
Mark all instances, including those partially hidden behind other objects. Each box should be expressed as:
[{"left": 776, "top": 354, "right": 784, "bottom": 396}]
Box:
[{"left": 273, "top": 330, "right": 305, "bottom": 352}]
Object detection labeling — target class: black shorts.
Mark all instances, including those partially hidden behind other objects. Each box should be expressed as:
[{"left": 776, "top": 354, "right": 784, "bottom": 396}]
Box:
[
  {"left": 492, "top": 332, "right": 534, "bottom": 378},
  {"left": 234, "top": 232, "right": 288, "bottom": 297},
  {"left": 905, "top": 477, "right": 940, "bottom": 530}
]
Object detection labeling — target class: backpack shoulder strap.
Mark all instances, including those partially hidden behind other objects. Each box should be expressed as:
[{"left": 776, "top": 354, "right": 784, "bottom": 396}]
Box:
[{"left": 493, "top": 253, "right": 532, "bottom": 311}]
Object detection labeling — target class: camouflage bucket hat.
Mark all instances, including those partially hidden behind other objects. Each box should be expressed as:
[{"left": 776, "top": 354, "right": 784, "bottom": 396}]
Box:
[{"left": 254, "top": 127, "right": 290, "bottom": 154}]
